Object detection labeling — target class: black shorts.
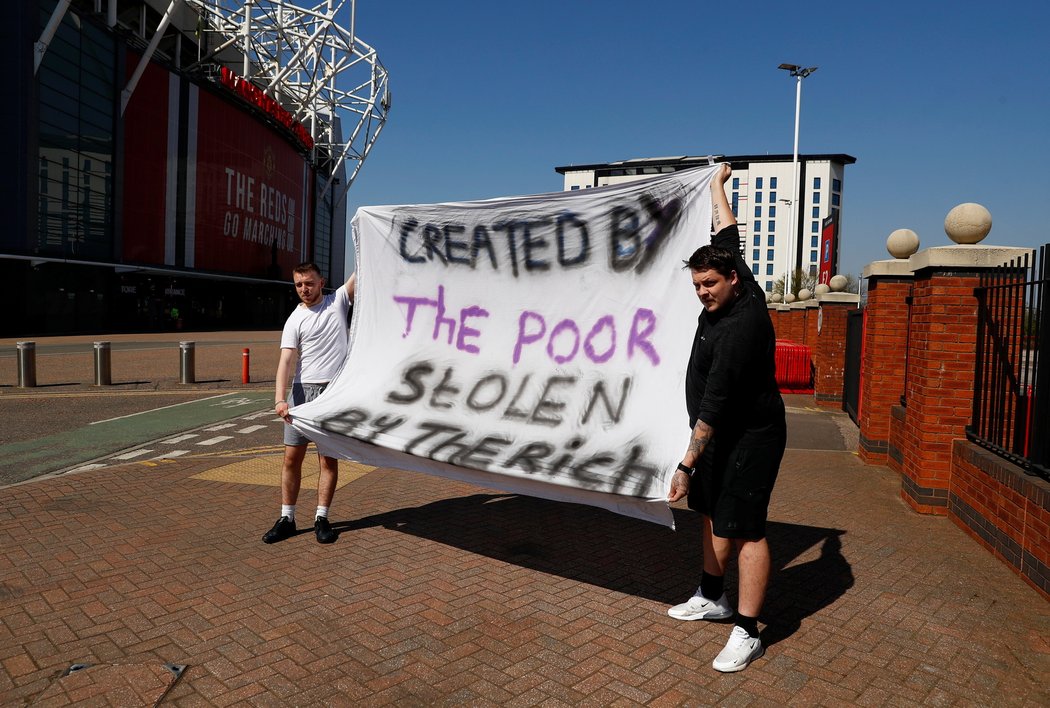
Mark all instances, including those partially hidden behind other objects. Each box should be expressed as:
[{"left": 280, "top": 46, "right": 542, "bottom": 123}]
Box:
[{"left": 687, "top": 428, "right": 786, "bottom": 539}]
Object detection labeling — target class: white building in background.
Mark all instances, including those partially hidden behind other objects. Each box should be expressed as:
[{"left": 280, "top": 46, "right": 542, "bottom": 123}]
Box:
[{"left": 555, "top": 154, "right": 856, "bottom": 293}]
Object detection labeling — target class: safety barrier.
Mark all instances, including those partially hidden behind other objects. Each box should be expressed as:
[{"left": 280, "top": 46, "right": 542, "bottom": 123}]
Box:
[{"left": 775, "top": 340, "right": 813, "bottom": 393}]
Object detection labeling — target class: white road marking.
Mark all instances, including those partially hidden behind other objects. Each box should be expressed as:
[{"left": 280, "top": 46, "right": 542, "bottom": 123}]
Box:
[
  {"left": 161, "top": 434, "right": 198, "bottom": 444},
  {"left": 197, "top": 436, "right": 234, "bottom": 446},
  {"left": 153, "top": 450, "right": 189, "bottom": 458},
  {"left": 114, "top": 449, "right": 153, "bottom": 460},
  {"left": 90, "top": 393, "right": 234, "bottom": 424}
]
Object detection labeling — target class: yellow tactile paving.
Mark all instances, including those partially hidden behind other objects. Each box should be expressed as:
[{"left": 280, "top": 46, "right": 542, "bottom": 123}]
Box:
[{"left": 190, "top": 455, "right": 375, "bottom": 489}]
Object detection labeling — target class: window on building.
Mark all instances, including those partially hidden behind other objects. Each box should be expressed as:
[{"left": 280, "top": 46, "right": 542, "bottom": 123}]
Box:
[
  {"left": 769, "top": 205, "right": 776, "bottom": 218},
  {"left": 767, "top": 235, "right": 775, "bottom": 246},
  {"left": 813, "top": 192, "right": 821, "bottom": 204},
  {"left": 766, "top": 248, "right": 774, "bottom": 261},
  {"left": 811, "top": 221, "right": 819, "bottom": 233},
  {"left": 770, "top": 177, "right": 777, "bottom": 188},
  {"left": 768, "top": 220, "right": 775, "bottom": 232},
  {"left": 811, "top": 235, "right": 818, "bottom": 248},
  {"left": 766, "top": 263, "right": 774, "bottom": 276},
  {"left": 733, "top": 177, "right": 740, "bottom": 190},
  {"left": 753, "top": 222, "right": 761, "bottom": 235},
  {"left": 766, "top": 279, "right": 774, "bottom": 291},
  {"left": 732, "top": 192, "right": 739, "bottom": 215},
  {"left": 752, "top": 249, "right": 759, "bottom": 262},
  {"left": 810, "top": 250, "right": 818, "bottom": 263},
  {"left": 36, "top": 15, "right": 116, "bottom": 259},
  {"left": 833, "top": 178, "right": 841, "bottom": 192},
  {"left": 813, "top": 177, "right": 822, "bottom": 189},
  {"left": 752, "top": 263, "right": 759, "bottom": 274},
  {"left": 769, "top": 191, "right": 776, "bottom": 203},
  {"left": 812, "top": 207, "right": 819, "bottom": 218},
  {"left": 755, "top": 177, "right": 763, "bottom": 189},
  {"left": 754, "top": 206, "right": 762, "bottom": 218},
  {"left": 832, "top": 193, "right": 841, "bottom": 207},
  {"left": 755, "top": 192, "right": 762, "bottom": 203},
  {"left": 752, "top": 235, "right": 760, "bottom": 247},
  {"left": 570, "top": 185, "right": 580, "bottom": 190}
]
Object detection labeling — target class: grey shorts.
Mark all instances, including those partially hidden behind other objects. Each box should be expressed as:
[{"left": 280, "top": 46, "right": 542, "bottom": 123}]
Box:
[{"left": 283, "top": 382, "right": 328, "bottom": 447}]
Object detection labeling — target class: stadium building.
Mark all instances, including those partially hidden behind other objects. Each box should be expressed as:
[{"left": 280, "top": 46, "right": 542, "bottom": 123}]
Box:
[
  {"left": 556, "top": 153, "right": 856, "bottom": 294},
  {"left": 3, "top": 0, "right": 388, "bottom": 336}
]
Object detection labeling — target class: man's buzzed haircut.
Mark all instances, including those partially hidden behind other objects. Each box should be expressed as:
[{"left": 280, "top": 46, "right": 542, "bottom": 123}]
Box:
[
  {"left": 293, "top": 262, "right": 323, "bottom": 278},
  {"left": 684, "top": 245, "right": 737, "bottom": 277}
]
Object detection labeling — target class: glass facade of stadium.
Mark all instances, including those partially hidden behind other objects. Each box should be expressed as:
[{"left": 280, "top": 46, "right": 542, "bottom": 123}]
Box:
[{"left": 1, "top": 1, "right": 348, "bottom": 335}]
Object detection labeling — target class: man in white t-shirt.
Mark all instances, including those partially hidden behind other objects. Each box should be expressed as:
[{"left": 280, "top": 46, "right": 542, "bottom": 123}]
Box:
[{"left": 263, "top": 262, "right": 356, "bottom": 544}]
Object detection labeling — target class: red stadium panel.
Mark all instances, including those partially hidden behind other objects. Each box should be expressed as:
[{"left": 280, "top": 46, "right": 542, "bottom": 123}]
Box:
[
  {"left": 121, "top": 54, "right": 171, "bottom": 265},
  {"left": 192, "top": 88, "right": 311, "bottom": 279}
]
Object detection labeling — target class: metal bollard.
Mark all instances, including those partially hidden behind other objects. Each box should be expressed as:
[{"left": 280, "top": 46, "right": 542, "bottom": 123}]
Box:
[
  {"left": 93, "top": 341, "right": 112, "bottom": 386},
  {"left": 16, "top": 341, "right": 36, "bottom": 388},
  {"left": 179, "top": 341, "right": 195, "bottom": 384},
  {"left": 242, "top": 348, "right": 250, "bottom": 384}
]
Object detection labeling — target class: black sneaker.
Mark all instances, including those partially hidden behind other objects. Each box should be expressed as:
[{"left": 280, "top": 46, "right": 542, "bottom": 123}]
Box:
[
  {"left": 262, "top": 516, "right": 296, "bottom": 544},
  {"left": 314, "top": 516, "right": 337, "bottom": 544}
]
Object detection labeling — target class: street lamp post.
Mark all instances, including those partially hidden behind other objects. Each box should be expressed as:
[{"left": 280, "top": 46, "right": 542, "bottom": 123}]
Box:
[{"left": 778, "top": 63, "right": 817, "bottom": 300}]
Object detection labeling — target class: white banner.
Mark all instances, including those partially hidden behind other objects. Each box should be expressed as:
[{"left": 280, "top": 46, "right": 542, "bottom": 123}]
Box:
[{"left": 291, "top": 165, "right": 717, "bottom": 527}]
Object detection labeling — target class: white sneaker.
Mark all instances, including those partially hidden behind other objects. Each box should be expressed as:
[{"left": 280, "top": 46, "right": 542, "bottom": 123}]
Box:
[
  {"left": 712, "top": 625, "right": 764, "bottom": 672},
  {"left": 667, "top": 591, "right": 733, "bottom": 621}
]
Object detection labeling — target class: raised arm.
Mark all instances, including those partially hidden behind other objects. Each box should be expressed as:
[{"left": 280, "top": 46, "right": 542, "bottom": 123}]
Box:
[{"left": 711, "top": 163, "right": 756, "bottom": 285}]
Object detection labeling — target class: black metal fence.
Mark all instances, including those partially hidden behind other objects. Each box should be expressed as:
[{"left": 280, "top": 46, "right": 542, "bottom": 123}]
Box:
[{"left": 968, "top": 244, "right": 1049, "bottom": 481}]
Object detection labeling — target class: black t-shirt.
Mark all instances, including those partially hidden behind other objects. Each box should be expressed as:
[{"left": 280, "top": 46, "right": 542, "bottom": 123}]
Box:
[{"left": 685, "top": 226, "right": 785, "bottom": 444}]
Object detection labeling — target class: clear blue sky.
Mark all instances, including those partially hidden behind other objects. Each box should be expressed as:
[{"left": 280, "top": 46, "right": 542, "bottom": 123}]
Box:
[{"left": 342, "top": 0, "right": 1050, "bottom": 280}]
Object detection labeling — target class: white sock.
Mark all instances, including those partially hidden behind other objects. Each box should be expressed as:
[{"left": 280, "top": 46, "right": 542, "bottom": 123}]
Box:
[
  {"left": 282, "top": 504, "right": 296, "bottom": 521},
  {"left": 315, "top": 506, "right": 329, "bottom": 520}
]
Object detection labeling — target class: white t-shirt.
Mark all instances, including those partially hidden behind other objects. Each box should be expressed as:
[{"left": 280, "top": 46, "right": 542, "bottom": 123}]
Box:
[{"left": 280, "top": 284, "right": 352, "bottom": 384}]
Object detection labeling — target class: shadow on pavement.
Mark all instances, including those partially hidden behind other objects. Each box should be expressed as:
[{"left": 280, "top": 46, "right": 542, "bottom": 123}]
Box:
[{"left": 335, "top": 492, "right": 852, "bottom": 640}]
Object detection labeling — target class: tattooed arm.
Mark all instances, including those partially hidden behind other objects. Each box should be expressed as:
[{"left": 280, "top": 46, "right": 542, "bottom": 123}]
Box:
[{"left": 667, "top": 418, "right": 714, "bottom": 503}]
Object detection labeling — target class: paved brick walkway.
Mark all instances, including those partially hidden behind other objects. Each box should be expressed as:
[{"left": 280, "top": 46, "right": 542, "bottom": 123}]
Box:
[{"left": 1, "top": 334, "right": 1048, "bottom": 705}]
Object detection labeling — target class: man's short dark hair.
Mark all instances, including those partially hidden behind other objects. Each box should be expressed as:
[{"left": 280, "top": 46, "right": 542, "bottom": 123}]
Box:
[
  {"left": 293, "top": 262, "right": 323, "bottom": 278},
  {"left": 684, "top": 246, "right": 737, "bottom": 277}
]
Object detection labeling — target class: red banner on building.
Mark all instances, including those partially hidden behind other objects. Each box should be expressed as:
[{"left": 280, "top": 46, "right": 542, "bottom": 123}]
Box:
[{"left": 818, "top": 212, "right": 839, "bottom": 286}]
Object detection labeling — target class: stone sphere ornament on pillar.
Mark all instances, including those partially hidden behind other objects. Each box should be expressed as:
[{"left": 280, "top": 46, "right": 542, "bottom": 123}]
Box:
[
  {"left": 829, "top": 274, "right": 848, "bottom": 292},
  {"left": 785, "top": 292, "right": 796, "bottom": 303},
  {"left": 887, "top": 228, "right": 920, "bottom": 259},
  {"left": 944, "top": 203, "right": 992, "bottom": 244},
  {"left": 814, "top": 283, "right": 830, "bottom": 295},
  {"left": 797, "top": 288, "right": 812, "bottom": 301}
]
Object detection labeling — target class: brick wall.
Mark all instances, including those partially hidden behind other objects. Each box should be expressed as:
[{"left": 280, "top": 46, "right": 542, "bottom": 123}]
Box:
[
  {"left": 951, "top": 441, "right": 1050, "bottom": 599},
  {"left": 888, "top": 404, "right": 906, "bottom": 475},
  {"left": 858, "top": 278, "right": 911, "bottom": 464}
]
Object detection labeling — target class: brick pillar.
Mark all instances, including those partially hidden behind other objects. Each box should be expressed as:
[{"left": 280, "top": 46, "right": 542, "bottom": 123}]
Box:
[
  {"left": 804, "top": 303, "right": 819, "bottom": 346},
  {"left": 812, "top": 293, "right": 859, "bottom": 406},
  {"left": 898, "top": 245, "right": 1032, "bottom": 514},
  {"left": 857, "top": 261, "right": 913, "bottom": 464}
]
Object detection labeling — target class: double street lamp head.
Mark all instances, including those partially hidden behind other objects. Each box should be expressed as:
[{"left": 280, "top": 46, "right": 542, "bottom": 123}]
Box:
[{"left": 778, "top": 63, "right": 818, "bottom": 78}]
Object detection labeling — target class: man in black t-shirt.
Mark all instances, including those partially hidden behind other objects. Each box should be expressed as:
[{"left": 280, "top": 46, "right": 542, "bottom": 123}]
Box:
[{"left": 666, "top": 163, "right": 787, "bottom": 673}]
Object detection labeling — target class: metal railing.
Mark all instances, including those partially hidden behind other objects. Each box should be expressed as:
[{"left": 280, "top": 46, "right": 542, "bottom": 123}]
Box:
[{"left": 968, "top": 244, "right": 1049, "bottom": 480}]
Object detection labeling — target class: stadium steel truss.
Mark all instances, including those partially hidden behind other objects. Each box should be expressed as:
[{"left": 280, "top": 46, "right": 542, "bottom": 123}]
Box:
[{"left": 36, "top": 0, "right": 390, "bottom": 208}]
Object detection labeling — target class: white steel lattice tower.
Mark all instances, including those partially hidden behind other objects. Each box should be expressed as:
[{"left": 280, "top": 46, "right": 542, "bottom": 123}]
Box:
[{"left": 189, "top": 0, "right": 390, "bottom": 207}]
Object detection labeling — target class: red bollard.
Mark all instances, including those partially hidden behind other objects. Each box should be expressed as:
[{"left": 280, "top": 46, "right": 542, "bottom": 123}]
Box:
[{"left": 242, "top": 348, "right": 250, "bottom": 384}]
